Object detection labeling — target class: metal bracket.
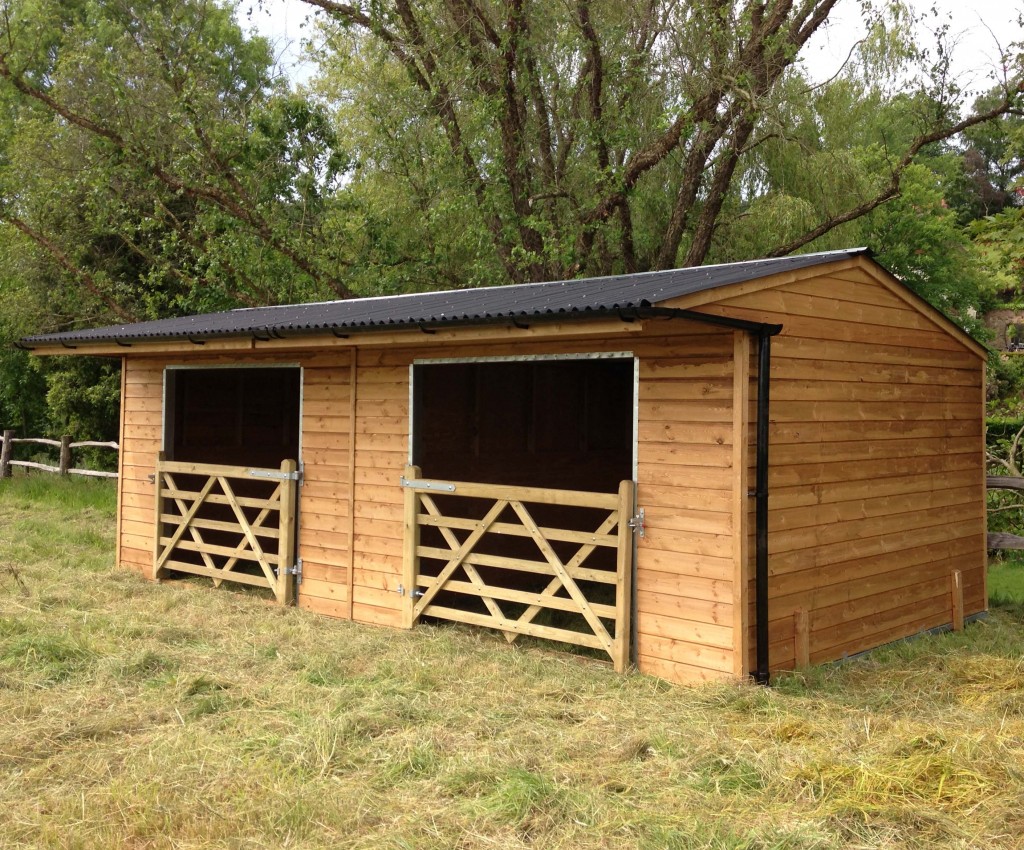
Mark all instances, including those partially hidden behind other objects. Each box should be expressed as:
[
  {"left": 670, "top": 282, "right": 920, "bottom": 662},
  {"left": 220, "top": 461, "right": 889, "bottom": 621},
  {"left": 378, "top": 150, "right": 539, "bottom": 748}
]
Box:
[
  {"left": 400, "top": 476, "right": 456, "bottom": 493},
  {"left": 395, "top": 583, "right": 405, "bottom": 596},
  {"left": 248, "top": 468, "right": 301, "bottom": 481},
  {"left": 278, "top": 558, "right": 303, "bottom": 584},
  {"left": 627, "top": 508, "right": 646, "bottom": 538}
]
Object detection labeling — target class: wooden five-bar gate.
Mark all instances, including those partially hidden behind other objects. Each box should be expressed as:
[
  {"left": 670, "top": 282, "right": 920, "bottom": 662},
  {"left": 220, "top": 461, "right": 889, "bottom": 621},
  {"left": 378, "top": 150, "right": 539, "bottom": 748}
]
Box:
[
  {"left": 401, "top": 465, "right": 636, "bottom": 671},
  {"left": 153, "top": 456, "right": 299, "bottom": 605}
]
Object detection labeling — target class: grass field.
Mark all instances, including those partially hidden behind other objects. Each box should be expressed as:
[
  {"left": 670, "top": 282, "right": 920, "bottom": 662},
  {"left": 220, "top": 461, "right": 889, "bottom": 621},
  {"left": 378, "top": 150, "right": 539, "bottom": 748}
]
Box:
[{"left": 2, "top": 476, "right": 1024, "bottom": 849}]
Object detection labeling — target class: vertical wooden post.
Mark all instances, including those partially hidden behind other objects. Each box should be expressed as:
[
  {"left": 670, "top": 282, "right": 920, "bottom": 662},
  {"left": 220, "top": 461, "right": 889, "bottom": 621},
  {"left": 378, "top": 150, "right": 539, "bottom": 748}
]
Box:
[
  {"left": 951, "top": 569, "right": 965, "bottom": 632},
  {"left": 59, "top": 435, "right": 72, "bottom": 475},
  {"left": 0, "top": 430, "right": 13, "bottom": 478},
  {"left": 613, "top": 479, "right": 635, "bottom": 674},
  {"left": 731, "top": 331, "right": 752, "bottom": 678},
  {"left": 346, "top": 348, "right": 358, "bottom": 621},
  {"left": 152, "top": 452, "right": 166, "bottom": 582},
  {"left": 401, "top": 464, "right": 421, "bottom": 630},
  {"left": 276, "top": 459, "right": 298, "bottom": 607},
  {"left": 794, "top": 608, "right": 810, "bottom": 668}
]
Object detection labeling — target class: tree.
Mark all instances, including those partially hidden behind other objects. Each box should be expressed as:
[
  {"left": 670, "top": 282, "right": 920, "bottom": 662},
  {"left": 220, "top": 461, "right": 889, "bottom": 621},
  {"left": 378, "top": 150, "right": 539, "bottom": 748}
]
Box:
[
  {"left": 302, "top": 0, "right": 1024, "bottom": 284},
  {"left": 0, "top": 0, "right": 352, "bottom": 328}
]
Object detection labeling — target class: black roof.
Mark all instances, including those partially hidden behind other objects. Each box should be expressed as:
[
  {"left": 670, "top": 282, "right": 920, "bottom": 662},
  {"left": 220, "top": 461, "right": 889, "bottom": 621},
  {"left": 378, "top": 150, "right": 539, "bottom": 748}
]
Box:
[{"left": 23, "top": 249, "right": 870, "bottom": 346}]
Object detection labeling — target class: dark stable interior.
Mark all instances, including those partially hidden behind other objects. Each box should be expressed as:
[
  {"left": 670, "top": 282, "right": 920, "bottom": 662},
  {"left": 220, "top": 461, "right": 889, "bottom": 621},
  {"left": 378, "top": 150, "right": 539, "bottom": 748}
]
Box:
[
  {"left": 413, "top": 358, "right": 634, "bottom": 492},
  {"left": 412, "top": 358, "right": 635, "bottom": 633},
  {"left": 165, "top": 367, "right": 300, "bottom": 468}
]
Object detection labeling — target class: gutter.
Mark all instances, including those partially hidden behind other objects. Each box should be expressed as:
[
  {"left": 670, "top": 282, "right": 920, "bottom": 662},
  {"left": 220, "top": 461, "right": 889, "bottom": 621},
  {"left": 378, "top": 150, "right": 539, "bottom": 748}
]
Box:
[{"left": 636, "top": 307, "right": 781, "bottom": 685}]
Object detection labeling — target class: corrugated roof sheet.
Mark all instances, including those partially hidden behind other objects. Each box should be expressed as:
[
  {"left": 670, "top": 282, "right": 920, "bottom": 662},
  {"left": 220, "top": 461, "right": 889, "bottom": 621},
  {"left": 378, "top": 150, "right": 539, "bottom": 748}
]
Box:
[{"left": 22, "top": 248, "right": 870, "bottom": 346}]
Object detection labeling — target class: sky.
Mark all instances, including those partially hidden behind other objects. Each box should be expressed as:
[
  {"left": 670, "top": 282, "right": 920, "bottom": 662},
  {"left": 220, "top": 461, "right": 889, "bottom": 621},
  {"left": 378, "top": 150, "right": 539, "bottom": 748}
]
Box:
[{"left": 238, "top": 0, "right": 1023, "bottom": 93}]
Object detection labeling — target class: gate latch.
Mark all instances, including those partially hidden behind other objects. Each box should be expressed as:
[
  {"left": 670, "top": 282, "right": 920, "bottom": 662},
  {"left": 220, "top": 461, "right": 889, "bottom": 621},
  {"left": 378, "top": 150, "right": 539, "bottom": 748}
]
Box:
[
  {"left": 279, "top": 558, "right": 303, "bottom": 584},
  {"left": 627, "top": 508, "right": 646, "bottom": 538}
]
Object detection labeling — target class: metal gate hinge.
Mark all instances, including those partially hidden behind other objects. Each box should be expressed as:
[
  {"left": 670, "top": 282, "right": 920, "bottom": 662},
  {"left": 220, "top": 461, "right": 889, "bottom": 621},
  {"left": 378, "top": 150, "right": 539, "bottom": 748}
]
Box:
[
  {"left": 400, "top": 476, "right": 456, "bottom": 492},
  {"left": 628, "top": 508, "right": 646, "bottom": 538},
  {"left": 248, "top": 468, "right": 301, "bottom": 481}
]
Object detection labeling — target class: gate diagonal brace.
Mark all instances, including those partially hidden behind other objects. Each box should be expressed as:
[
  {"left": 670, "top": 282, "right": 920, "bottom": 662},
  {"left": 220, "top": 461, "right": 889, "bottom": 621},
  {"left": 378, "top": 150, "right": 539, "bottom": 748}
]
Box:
[
  {"left": 419, "top": 494, "right": 507, "bottom": 624},
  {"left": 505, "top": 507, "right": 621, "bottom": 644},
  {"left": 509, "top": 500, "right": 615, "bottom": 652},
  {"left": 413, "top": 498, "right": 509, "bottom": 618}
]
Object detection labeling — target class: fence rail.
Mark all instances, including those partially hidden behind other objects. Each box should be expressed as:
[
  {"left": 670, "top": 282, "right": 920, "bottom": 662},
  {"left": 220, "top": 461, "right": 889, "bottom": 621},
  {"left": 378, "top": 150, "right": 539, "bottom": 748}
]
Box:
[{"left": 0, "top": 430, "right": 119, "bottom": 479}]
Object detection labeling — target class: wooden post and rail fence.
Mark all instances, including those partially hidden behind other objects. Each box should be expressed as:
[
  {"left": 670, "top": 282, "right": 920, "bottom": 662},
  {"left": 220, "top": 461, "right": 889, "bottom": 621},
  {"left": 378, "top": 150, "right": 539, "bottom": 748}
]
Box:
[{"left": 0, "top": 430, "right": 118, "bottom": 479}]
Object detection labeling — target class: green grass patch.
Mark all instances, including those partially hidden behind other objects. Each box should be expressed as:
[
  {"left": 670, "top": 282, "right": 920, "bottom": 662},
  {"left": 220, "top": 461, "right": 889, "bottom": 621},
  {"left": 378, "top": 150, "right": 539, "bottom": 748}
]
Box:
[
  {"left": 2, "top": 475, "right": 1024, "bottom": 848},
  {"left": 989, "top": 553, "right": 1024, "bottom": 606}
]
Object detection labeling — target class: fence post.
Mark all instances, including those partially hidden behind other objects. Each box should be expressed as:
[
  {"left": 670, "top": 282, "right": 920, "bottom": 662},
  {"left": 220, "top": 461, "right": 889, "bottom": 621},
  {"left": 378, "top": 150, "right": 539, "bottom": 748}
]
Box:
[
  {"left": 401, "top": 464, "right": 422, "bottom": 630},
  {"left": 951, "top": 570, "right": 965, "bottom": 632},
  {"left": 59, "top": 435, "right": 72, "bottom": 475},
  {"left": 794, "top": 608, "right": 810, "bottom": 668},
  {"left": 613, "top": 478, "right": 636, "bottom": 674},
  {"left": 0, "top": 430, "right": 12, "bottom": 478},
  {"left": 276, "top": 459, "right": 298, "bottom": 607}
]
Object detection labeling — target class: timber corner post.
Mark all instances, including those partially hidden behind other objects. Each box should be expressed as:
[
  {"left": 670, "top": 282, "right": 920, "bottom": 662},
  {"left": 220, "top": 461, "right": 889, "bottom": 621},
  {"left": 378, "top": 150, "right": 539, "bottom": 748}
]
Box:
[
  {"left": 401, "top": 464, "right": 422, "bottom": 629},
  {"left": 276, "top": 458, "right": 298, "bottom": 607}
]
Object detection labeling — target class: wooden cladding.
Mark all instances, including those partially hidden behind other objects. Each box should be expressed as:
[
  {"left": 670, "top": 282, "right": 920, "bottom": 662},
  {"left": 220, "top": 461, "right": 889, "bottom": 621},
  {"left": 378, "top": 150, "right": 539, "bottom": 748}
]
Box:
[
  {"left": 153, "top": 457, "right": 298, "bottom": 605},
  {"left": 402, "top": 467, "right": 635, "bottom": 672}
]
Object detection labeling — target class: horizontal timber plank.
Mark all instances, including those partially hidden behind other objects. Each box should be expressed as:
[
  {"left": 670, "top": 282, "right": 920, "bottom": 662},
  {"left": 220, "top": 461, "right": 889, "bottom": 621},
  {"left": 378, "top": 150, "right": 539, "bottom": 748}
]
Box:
[
  {"left": 352, "top": 603, "right": 403, "bottom": 628},
  {"left": 298, "top": 577, "right": 350, "bottom": 603},
  {"left": 643, "top": 505, "right": 731, "bottom": 536},
  {"left": 769, "top": 335, "right": 980, "bottom": 370},
  {"left": 701, "top": 303, "right": 963, "bottom": 352},
  {"left": 159, "top": 459, "right": 288, "bottom": 478},
  {"left": 160, "top": 560, "right": 273, "bottom": 589},
  {"left": 299, "top": 594, "right": 352, "bottom": 620},
  {"left": 636, "top": 609, "right": 733, "bottom": 650},
  {"left": 421, "top": 604, "right": 609, "bottom": 651},
  {"left": 771, "top": 357, "right": 980, "bottom": 388},
  {"left": 638, "top": 484, "right": 732, "bottom": 513},
  {"left": 771, "top": 379, "right": 979, "bottom": 404},
  {"left": 639, "top": 379, "right": 733, "bottom": 401},
  {"left": 636, "top": 569, "right": 732, "bottom": 603},
  {"left": 636, "top": 443, "right": 734, "bottom": 469},
  {"left": 161, "top": 488, "right": 282, "bottom": 511},
  {"left": 770, "top": 436, "right": 979, "bottom": 466},
  {"left": 769, "top": 451, "right": 980, "bottom": 489},
  {"left": 416, "top": 547, "right": 616, "bottom": 584},
  {"left": 159, "top": 537, "right": 282, "bottom": 565},
  {"left": 770, "top": 399, "right": 979, "bottom": 424},
  {"left": 636, "top": 634, "right": 734, "bottom": 674},
  {"left": 721, "top": 286, "right": 939, "bottom": 334},
  {"left": 637, "top": 529, "right": 733, "bottom": 560},
  {"left": 408, "top": 478, "right": 619, "bottom": 509},
  {"left": 769, "top": 468, "right": 982, "bottom": 510},
  {"left": 634, "top": 549, "right": 734, "bottom": 582},
  {"left": 636, "top": 589, "right": 732, "bottom": 627},
  {"left": 638, "top": 400, "right": 734, "bottom": 424},
  {"left": 415, "top": 514, "right": 619, "bottom": 548},
  {"left": 159, "top": 513, "right": 280, "bottom": 538},
  {"left": 414, "top": 575, "right": 618, "bottom": 619},
  {"left": 767, "top": 518, "right": 983, "bottom": 575},
  {"left": 637, "top": 655, "right": 733, "bottom": 684},
  {"left": 638, "top": 421, "right": 732, "bottom": 445},
  {"left": 636, "top": 462, "right": 732, "bottom": 490}
]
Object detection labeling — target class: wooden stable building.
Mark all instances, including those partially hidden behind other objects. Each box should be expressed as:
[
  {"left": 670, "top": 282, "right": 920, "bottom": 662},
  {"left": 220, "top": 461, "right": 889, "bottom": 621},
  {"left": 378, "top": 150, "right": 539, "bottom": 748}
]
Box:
[{"left": 23, "top": 248, "right": 988, "bottom": 685}]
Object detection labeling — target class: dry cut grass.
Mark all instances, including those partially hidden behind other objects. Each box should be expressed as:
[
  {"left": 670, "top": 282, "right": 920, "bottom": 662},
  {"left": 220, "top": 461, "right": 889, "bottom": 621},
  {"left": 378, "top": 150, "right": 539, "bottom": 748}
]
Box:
[{"left": 2, "top": 476, "right": 1024, "bottom": 849}]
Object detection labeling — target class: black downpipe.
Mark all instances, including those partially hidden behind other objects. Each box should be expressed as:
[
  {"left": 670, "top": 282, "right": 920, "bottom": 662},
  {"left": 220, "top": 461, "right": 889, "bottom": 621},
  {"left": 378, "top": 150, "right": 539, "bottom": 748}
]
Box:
[{"left": 753, "top": 328, "right": 775, "bottom": 685}]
